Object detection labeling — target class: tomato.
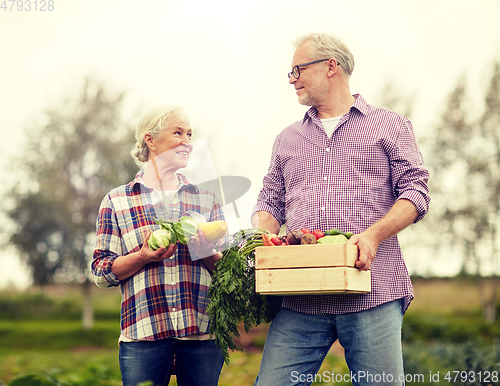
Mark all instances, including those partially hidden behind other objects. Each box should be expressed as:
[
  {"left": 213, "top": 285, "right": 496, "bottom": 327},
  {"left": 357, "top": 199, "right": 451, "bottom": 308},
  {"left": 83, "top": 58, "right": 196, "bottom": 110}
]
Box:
[
  {"left": 300, "top": 228, "right": 311, "bottom": 234},
  {"left": 271, "top": 237, "right": 282, "bottom": 246},
  {"left": 270, "top": 235, "right": 282, "bottom": 246},
  {"left": 312, "top": 230, "right": 325, "bottom": 240}
]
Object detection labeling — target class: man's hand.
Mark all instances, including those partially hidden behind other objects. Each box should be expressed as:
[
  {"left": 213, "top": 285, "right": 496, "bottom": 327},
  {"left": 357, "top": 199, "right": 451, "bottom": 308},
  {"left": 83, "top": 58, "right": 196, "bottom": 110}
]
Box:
[
  {"left": 347, "top": 231, "right": 379, "bottom": 271},
  {"left": 347, "top": 199, "right": 419, "bottom": 271}
]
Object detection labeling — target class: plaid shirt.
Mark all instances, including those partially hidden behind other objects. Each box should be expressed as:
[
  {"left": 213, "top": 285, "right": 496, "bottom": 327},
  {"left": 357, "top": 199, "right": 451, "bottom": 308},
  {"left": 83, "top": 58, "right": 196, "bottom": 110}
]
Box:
[
  {"left": 91, "top": 170, "right": 224, "bottom": 341},
  {"left": 254, "top": 94, "right": 430, "bottom": 314}
]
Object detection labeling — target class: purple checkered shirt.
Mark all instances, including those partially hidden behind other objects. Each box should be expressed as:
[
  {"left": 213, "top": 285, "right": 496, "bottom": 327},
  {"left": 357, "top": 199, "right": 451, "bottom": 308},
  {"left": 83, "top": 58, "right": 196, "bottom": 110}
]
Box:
[
  {"left": 91, "top": 170, "right": 224, "bottom": 340},
  {"left": 253, "top": 94, "right": 430, "bottom": 314}
]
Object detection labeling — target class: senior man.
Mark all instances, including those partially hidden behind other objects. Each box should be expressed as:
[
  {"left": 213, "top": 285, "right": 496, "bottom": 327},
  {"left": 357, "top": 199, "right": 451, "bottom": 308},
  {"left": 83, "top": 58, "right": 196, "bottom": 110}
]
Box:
[{"left": 252, "top": 33, "right": 430, "bottom": 385}]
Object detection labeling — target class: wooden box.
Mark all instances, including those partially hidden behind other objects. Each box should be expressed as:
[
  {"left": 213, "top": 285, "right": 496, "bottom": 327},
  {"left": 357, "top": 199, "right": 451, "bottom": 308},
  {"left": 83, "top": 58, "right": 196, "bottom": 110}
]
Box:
[{"left": 255, "top": 244, "right": 371, "bottom": 295}]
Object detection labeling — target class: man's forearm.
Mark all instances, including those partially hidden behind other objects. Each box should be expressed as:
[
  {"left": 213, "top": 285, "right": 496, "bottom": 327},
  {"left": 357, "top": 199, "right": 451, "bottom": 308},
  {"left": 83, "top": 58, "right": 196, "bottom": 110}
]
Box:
[
  {"left": 365, "top": 198, "right": 419, "bottom": 244},
  {"left": 251, "top": 211, "right": 280, "bottom": 234},
  {"left": 348, "top": 198, "right": 419, "bottom": 270}
]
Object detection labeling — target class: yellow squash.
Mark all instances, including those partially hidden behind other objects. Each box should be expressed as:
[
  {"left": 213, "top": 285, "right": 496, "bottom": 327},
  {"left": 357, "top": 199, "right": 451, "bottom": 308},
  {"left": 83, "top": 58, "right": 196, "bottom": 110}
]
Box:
[{"left": 199, "top": 220, "right": 228, "bottom": 242}]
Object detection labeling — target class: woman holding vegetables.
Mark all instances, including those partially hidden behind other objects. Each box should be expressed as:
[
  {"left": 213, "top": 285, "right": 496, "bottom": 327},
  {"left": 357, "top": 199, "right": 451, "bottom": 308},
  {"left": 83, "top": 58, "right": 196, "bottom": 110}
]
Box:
[{"left": 91, "top": 105, "right": 225, "bottom": 386}]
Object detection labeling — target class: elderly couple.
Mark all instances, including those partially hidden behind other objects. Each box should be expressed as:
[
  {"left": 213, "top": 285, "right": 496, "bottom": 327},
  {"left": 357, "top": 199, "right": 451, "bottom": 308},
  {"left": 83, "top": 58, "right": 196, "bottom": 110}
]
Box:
[{"left": 91, "top": 32, "right": 430, "bottom": 386}]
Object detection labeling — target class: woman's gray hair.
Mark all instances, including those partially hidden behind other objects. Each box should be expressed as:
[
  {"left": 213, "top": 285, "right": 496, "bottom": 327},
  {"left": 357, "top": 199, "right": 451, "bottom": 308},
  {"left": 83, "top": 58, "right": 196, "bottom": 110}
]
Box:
[
  {"left": 131, "top": 105, "right": 187, "bottom": 163},
  {"left": 294, "top": 33, "right": 355, "bottom": 78}
]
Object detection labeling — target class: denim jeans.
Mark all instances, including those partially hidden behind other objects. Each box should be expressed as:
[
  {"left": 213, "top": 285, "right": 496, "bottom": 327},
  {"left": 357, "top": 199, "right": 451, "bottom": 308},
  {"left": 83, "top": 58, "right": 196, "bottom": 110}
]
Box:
[
  {"left": 255, "top": 299, "right": 405, "bottom": 386},
  {"left": 119, "top": 338, "right": 224, "bottom": 386}
]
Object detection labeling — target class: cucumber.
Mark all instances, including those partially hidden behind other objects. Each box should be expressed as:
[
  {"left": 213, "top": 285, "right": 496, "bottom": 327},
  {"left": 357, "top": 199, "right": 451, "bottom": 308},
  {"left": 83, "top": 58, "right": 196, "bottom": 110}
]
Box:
[{"left": 317, "top": 235, "right": 348, "bottom": 244}]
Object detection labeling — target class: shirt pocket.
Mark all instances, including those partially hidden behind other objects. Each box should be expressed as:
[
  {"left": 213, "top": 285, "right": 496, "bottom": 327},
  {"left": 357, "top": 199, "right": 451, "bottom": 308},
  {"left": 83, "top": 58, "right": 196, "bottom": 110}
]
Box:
[{"left": 340, "top": 141, "right": 391, "bottom": 191}]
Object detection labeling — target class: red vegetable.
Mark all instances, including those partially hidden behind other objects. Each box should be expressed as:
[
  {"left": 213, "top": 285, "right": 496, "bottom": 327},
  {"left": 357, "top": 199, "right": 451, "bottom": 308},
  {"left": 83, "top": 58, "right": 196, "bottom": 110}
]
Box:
[
  {"left": 300, "top": 228, "right": 311, "bottom": 234},
  {"left": 270, "top": 235, "right": 282, "bottom": 246},
  {"left": 312, "top": 230, "right": 325, "bottom": 240}
]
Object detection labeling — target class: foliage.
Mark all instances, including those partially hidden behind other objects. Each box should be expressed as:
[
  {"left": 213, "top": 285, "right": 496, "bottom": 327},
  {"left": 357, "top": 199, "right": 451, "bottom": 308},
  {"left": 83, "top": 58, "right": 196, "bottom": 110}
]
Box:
[
  {"left": 207, "top": 229, "right": 282, "bottom": 364},
  {"left": 0, "top": 292, "right": 81, "bottom": 321},
  {"left": 403, "top": 312, "right": 500, "bottom": 343},
  {"left": 0, "top": 320, "right": 119, "bottom": 351},
  {"left": 375, "top": 80, "right": 415, "bottom": 119},
  {"left": 6, "top": 364, "right": 126, "bottom": 386},
  {"left": 4, "top": 77, "right": 138, "bottom": 286},
  {"left": 1, "top": 279, "right": 499, "bottom": 385},
  {"left": 423, "top": 62, "right": 500, "bottom": 322},
  {"left": 403, "top": 341, "right": 500, "bottom": 386},
  {"left": 0, "top": 286, "right": 120, "bottom": 321}
]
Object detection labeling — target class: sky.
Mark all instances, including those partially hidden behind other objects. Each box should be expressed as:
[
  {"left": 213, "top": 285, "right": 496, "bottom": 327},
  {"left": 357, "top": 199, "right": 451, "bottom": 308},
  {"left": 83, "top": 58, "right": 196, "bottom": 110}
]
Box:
[{"left": 1, "top": 0, "right": 500, "bottom": 288}]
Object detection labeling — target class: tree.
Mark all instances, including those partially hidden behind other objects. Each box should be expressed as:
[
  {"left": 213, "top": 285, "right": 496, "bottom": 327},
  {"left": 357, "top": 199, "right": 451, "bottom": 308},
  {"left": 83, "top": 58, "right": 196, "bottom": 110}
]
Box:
[
  {"left": 373, "top": 81, "right": 438, "bottom": 277},
  {"left": 5, "top": 77, "right": 138, "bottom": 329},
  {"left": 375, "top": 80, "right": 415, "bottom": 119},
  {"left": 427, "top": 63, "right": 500, "bottom": 323}
]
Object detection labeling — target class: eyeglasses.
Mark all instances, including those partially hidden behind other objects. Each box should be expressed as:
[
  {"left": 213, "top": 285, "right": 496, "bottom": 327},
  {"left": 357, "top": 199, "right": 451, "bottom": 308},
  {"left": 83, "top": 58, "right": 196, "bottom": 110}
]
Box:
[{"left": 287, "top": 58, "right": 331, "bottom": 79}]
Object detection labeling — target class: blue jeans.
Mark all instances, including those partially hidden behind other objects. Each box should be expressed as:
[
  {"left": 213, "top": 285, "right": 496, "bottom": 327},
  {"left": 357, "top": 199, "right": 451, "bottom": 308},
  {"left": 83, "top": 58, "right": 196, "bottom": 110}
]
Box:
[
  {"left": 255, "top": 299, "right": 405, "bottom": 386},
  {"left": 119, "top": 338, "right": 224, "bottom": 386}
]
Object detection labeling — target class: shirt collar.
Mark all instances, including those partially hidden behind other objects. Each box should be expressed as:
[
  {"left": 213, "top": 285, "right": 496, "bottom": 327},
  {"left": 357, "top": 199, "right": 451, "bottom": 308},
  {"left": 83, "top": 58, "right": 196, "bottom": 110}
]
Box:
[
  {"left": 131, "top": 168, "right": 199, "bottom": 194},
  {"left": 302, "top": 93, "right": 368, "bottom": 124}
]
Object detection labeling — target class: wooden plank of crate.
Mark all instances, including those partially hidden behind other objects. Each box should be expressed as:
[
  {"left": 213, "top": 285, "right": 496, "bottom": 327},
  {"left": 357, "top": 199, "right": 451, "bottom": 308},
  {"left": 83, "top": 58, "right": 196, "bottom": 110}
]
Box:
[
  {"left": 255, "top": 267, "right": 371, "bottom": 295},
  {"left": 255, "top": 244, "right": 358, "bottom": 269}
]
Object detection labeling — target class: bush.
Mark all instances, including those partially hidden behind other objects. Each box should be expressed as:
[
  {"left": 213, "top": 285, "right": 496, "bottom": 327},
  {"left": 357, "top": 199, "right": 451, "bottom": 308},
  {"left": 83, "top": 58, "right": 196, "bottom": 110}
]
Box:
[
  {"left": 6, "top": 367, "right": 155, "bottom": 386},
  {"left": 402, "top": 312, "right": 500, "bottom": 343},
  {"left": 0, "top": 293, "right": 81, "bottom": 321},
  {"left": 8, "top": 374, "right": 57, "bottom": 386},
  {"left": 403, "top": 340, "right": 500, "bottom": 386},
  {"left": 0, "top": 288, "right": 120, "bottom": 322}
]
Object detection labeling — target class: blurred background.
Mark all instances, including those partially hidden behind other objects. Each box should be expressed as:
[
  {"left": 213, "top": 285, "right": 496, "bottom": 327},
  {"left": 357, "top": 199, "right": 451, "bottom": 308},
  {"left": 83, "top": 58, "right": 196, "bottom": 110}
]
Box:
[{"left": 1, "top": 0, "right": 500, "bottom": 384}]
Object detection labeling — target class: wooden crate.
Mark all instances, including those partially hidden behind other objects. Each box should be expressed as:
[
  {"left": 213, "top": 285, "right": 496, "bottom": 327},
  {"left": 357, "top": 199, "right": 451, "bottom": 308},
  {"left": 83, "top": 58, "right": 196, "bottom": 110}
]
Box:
[{"left": 255, "top": 244, "right": 371, "bottom": 295}]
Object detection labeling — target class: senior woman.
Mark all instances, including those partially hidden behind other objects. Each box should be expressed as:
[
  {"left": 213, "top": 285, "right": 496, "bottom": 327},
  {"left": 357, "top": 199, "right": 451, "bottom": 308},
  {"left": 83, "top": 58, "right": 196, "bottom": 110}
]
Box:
[{"left": 91, "top": 105, "right": 225, "bottom": 386}]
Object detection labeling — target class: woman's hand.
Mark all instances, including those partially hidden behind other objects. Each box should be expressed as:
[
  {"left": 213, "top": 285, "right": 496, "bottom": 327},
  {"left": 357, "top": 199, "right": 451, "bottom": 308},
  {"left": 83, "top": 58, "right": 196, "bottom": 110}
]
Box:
[
  {"left": 139, "top": 232, "right": 178, "bottom": 263},
  {"left": 187, "top": 229, "right": 221, "bottom": 274},
  {"left": 188, "top": 228, "right": 218, "bottom": 260},
  {"left": 111, "top": 232, "right": 177, "bottom": 280}
]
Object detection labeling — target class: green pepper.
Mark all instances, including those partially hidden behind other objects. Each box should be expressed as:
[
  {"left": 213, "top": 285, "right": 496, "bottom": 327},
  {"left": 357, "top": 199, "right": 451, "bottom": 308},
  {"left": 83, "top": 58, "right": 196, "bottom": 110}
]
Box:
[
  {"left": 324, "top": 228, "right": 354, "bottom": 239},
  {"left": 324, "top": 228, "right": 344, "bottom": 236}
]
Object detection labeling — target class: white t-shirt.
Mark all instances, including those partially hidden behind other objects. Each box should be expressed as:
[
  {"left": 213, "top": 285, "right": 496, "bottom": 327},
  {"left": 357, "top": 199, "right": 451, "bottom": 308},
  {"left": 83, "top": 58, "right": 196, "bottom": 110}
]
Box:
[{"left": 321, "top": 116, "right": 342, "bottom": 137}]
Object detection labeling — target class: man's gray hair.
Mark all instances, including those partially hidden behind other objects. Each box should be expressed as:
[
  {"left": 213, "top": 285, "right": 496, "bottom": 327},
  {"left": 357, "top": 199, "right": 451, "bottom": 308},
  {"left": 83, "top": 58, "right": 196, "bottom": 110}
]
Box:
[{"left": 294, "top": 33, "right": 355, "bottom": 78}]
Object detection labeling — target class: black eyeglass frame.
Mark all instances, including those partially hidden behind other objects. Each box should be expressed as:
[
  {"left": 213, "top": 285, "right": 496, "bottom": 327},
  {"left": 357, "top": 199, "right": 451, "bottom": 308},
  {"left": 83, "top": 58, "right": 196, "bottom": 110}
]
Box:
[{"left": 287, "top": 58, "right": 333, "bottom": 79}]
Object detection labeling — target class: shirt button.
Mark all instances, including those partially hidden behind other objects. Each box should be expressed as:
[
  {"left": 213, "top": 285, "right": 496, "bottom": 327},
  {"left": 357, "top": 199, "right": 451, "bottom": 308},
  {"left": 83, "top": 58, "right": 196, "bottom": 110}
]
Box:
[
  {"left": 323, "top": 176, "right": 327, "bottom": 181},
  {"left": 325, "top": 148, "right": 330, "bottom": 152},
  {"left": 171, "top": 282, "right": 175, "bottom": 286},
  {"left": 172, "top": 308, "right": 176, "bottom": 312}
]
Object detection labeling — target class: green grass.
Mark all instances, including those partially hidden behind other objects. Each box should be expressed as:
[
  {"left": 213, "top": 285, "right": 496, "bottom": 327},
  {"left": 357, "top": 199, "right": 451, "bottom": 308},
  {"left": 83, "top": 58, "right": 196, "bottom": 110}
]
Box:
[
  {"left": 0, "top": 320, "right": 119, "bottom": 351},
  {"left": 0, "top": 278, "right": 499, "bottom": 385},
  {"left": 0, "top": 346, "right": 349, "bottom": 386},
  {"left": 0, "top": 349, "right": 120, "bottom": 385}
]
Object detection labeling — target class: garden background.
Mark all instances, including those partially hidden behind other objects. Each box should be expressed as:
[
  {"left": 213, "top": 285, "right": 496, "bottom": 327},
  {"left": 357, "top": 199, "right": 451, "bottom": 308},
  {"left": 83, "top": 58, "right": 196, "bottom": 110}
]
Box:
[{"left": 1, "top": 0, "right": 500, "bottom": 385}]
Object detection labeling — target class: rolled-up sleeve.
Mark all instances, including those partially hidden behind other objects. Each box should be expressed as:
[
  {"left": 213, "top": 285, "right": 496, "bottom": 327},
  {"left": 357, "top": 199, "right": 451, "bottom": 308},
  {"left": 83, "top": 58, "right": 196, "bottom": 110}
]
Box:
[
  {"left": 252, "top": 135, "right": 287, "bottom": 225},
  {"left": 391, "top": 119, "right": 431, "bottom": 223},
  {"left": 91, "top": 195, "right": 122, "bottom": 287}
]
